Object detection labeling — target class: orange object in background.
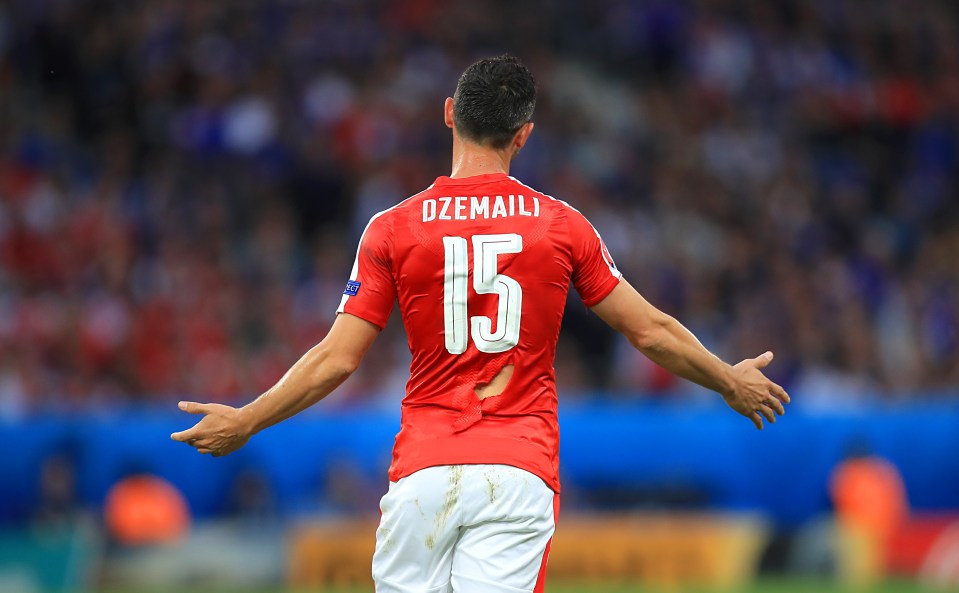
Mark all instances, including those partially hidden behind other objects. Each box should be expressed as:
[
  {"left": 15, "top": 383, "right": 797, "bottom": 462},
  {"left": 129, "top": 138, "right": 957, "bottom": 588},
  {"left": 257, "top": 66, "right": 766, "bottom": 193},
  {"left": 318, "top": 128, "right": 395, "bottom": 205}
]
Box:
[
  {"left": 831, "top": 456, "right": 908, "bottom": 538},
  {"left": 104, "top": 474, "right": 191, "bottom": 545},
  {"left": 829, "top": 454, "right": 909, "bottom": 587}
]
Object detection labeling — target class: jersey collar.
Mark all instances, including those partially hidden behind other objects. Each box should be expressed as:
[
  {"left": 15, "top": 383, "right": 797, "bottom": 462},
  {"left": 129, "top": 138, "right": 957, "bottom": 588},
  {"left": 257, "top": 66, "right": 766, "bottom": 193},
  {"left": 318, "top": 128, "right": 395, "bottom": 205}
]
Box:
[{"left": 433, "top": 172, "right": 510, "bottom": 186}]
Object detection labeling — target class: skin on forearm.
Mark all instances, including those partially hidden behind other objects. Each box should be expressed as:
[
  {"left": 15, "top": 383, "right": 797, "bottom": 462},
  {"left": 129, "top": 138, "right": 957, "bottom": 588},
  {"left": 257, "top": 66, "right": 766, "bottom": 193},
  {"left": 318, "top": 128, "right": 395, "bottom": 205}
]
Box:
[
  {"left": 591, "top": 279, "right": 788, "bottom": 431},
  {"left": 239, "top": 343, "right": 357, "bottom": 437},
  {"left": 235, "top": 313, "right": 381, "bottom": 437},
  {"left": 172, "top": 314, "right": 381, "bottom": 455},
  {"left": 591, "top": 280, "right": 736, "bottom": 397},
  {"left": 630, "top": 314, "right": 736, "bottom": 397}
]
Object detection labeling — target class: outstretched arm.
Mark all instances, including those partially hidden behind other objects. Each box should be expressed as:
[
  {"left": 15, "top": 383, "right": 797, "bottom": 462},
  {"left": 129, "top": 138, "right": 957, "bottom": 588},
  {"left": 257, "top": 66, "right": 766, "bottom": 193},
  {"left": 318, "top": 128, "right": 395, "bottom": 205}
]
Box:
[
  {"left": 171, "top": 313, "right": 381, "bottom": 456},
  {"left": 591, "top": 279, "right": 790, "bottom": 429}
]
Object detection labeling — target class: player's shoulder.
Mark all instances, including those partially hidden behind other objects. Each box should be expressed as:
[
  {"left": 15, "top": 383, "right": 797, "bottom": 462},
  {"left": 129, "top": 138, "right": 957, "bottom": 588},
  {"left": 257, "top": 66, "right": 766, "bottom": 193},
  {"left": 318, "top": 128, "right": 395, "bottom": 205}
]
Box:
[
  {"left": 504, "top": 175, "right": 553, "bottom": 202},
  {"left": 504, "top": 175, "right": 587, "bottom": 219},
  {"left": 361, "top": 184, "right": 438, "bottom": 234},
  {"left": 389, "top": 182, "right": 440, "bottom": 212},
  {"left": 501, "top": 176, "right": 609, "bottom": 250},
  {"left": 508, "top": 176, "right": 598, "bottom": 225}
]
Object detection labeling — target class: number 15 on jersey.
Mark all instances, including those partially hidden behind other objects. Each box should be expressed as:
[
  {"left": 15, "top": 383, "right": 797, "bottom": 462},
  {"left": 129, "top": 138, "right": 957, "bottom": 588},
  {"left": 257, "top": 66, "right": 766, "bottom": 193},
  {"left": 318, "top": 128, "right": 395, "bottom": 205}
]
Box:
[{"left": 443, "top": 234, "right": 523, "bottom": 355}]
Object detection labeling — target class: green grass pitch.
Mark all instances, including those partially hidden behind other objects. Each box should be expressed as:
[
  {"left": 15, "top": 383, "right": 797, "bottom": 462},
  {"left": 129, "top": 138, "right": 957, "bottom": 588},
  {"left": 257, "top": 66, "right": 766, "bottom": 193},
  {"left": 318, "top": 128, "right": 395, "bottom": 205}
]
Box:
[{"left": 104, "top": 578, "right": 927, "bottom": 593}]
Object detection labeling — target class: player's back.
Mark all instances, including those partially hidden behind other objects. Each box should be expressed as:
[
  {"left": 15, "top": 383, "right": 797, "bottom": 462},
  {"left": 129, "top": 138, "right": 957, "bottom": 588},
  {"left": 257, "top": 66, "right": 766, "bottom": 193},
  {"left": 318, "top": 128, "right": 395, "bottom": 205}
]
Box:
[{"left": 339, "top": 172, "right": 621, "bottom": 491}]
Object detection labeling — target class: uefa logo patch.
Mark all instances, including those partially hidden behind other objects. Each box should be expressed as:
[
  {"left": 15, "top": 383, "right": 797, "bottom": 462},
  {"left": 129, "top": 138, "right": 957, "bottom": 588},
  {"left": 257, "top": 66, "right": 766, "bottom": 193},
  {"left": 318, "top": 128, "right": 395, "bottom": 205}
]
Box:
[{"left": 343, "top": 280, "right": 361, "bottom": 296}]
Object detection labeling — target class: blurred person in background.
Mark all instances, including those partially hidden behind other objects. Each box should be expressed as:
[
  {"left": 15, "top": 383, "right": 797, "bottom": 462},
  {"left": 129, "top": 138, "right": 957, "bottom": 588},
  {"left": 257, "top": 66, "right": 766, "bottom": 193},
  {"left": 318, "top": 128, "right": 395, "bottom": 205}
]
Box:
[
  {"left": 226, "top": 466, "right": 277, "bottom": 528},
  {"left": 104, "top": 465, "right": 191, "bottom": 547},
  {"left": 830, "top": 440, "right": 909, "bottom": 588},
  {"left": 32, "top": 446, "right": 83, "bottom": 532}
]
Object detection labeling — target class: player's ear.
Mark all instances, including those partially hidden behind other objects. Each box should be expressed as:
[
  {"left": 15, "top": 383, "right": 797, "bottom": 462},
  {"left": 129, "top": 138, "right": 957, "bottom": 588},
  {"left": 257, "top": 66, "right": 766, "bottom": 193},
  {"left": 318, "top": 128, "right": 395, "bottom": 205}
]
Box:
[
  {"left": 513, "top": 121, "right": 534, "bottom": 152},
  {"left": 444, "top": 97, "right": 455, "bottom": 129}
]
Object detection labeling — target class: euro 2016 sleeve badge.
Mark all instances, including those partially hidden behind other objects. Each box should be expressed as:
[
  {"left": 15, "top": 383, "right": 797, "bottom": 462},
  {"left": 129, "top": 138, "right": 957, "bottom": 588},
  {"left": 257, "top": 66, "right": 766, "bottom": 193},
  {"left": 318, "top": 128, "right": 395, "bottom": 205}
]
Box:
[{"left": 343, "top": 280, "right": 361, "bottom": 296}]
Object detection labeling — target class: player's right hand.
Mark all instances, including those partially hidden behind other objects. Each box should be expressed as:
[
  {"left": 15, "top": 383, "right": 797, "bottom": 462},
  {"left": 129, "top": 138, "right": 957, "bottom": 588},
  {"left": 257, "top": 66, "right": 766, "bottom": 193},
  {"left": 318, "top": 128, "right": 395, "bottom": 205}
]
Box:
[
  {"left": 170, "top": 401, "right": 252, "bottom": 456},
  {"left": 721, "top": 351, "right": 791, "bottom": 430}
]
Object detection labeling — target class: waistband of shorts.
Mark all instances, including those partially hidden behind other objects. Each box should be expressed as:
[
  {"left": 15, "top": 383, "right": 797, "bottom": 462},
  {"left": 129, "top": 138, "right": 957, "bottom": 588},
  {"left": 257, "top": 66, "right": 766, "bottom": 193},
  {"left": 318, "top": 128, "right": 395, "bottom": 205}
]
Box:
[{"left": 388, "top": 436, "right": 560, "bottom": 493}]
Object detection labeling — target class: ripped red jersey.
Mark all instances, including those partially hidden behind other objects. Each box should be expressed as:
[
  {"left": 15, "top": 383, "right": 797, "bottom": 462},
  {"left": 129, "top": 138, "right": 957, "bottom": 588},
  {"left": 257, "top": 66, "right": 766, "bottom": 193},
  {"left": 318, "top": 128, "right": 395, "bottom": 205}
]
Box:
[{"left": 337, "top": 172, "right": 621, "bottom": 492}]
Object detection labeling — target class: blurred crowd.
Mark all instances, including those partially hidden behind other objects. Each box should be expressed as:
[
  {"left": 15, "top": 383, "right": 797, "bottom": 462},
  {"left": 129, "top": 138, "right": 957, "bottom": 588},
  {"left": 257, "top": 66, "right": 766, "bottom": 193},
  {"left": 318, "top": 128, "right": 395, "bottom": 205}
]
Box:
[{"left": 1, "top": 0, "right": 957, "bottom": 413}]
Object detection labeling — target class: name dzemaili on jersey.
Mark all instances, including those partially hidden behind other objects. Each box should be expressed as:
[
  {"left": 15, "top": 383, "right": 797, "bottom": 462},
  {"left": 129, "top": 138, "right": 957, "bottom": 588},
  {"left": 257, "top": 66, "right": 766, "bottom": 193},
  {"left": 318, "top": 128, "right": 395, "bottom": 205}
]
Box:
[{"left": 422, "top": 194, "right": 541, "bottom": 222}]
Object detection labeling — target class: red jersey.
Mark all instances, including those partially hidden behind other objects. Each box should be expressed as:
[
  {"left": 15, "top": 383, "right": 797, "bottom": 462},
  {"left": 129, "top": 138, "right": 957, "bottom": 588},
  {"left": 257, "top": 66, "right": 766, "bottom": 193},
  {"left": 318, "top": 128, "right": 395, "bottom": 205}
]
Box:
[{"left": 337, "top": 172, "right": 621, "bottom": 492}]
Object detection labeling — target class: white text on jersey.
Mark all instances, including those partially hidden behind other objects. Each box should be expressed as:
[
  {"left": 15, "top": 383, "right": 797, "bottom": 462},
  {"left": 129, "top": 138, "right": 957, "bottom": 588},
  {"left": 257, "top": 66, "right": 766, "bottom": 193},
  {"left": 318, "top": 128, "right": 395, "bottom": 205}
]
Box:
[{"left": 422, "top": 195, "right": 540, "bottom": 222}]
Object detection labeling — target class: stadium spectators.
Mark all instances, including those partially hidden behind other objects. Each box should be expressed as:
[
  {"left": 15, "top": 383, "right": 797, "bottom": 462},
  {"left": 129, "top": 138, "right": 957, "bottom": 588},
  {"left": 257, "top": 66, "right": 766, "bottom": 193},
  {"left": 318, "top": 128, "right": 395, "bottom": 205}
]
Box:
[{"left": 1, "top": 0, "right": 957, "bottom": 409}]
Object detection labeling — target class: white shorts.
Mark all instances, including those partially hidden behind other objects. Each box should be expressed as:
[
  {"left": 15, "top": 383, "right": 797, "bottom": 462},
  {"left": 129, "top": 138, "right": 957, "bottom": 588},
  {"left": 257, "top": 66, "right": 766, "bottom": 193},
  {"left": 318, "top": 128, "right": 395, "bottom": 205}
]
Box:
[{"left": 372, "top": 464, "right": 558, "bottom": 593}]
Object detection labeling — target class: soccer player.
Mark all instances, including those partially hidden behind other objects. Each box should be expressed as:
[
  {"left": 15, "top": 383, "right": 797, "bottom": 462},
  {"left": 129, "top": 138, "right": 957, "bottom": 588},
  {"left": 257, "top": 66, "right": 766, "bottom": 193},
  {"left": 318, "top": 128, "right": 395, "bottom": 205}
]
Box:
[{"left": 172, "top": 55, "right": 790, "bottom": 593}]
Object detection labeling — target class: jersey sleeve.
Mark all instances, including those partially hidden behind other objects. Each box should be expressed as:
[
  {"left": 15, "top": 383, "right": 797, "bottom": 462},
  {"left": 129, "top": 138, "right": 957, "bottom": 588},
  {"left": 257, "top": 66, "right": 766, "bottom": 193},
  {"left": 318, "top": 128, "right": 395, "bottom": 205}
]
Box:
[
  {"left": 336, "top": 213, "right": 396, "bottom": 329},
  {"left": 567, "top": 206, "right": 622, "bottom": 307}
]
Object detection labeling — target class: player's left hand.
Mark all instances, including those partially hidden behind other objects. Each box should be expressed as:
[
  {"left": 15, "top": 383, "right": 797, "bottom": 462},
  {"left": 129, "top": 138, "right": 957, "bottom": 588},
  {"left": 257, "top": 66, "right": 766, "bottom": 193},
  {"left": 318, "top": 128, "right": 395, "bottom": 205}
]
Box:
[
  {"left": 721, "top": 351, "right": 791, "bottom": 430},
  {"left": 170, "top": 401, "right": 251, "bottom": 457}
]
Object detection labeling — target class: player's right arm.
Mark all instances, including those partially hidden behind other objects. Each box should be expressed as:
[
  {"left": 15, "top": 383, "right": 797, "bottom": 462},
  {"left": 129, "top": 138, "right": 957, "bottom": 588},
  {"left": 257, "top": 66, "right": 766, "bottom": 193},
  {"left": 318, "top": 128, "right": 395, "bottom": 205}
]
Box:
[
  {"left": 171, "top": 312, "right": 379, "bottom": 456},
  {"left": 172, "top": 211, "right": 397, "bottom": 455},
  {"left": 590, "top": 280, "right": 790, "bottom": 429}
]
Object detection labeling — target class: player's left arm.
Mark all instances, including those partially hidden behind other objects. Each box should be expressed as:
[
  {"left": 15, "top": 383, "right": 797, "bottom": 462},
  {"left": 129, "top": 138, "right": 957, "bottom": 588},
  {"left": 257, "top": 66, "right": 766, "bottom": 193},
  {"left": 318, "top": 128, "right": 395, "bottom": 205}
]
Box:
[
  {"left": 591, "top": 280, "right": 790, "bottom": 430},
  {"left": 171, "top": 313, "right": 379, "bottom": 456},
  {"left": 565, "top": 204, "right": 789, "bottom": 430}
]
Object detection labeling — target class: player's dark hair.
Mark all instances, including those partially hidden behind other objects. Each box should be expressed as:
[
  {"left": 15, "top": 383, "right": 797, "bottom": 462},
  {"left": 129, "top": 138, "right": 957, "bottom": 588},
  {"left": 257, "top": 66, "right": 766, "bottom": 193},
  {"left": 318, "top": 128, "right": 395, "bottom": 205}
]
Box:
[{"left": 452, "top": 55, "right": 536, "bottom": 150}]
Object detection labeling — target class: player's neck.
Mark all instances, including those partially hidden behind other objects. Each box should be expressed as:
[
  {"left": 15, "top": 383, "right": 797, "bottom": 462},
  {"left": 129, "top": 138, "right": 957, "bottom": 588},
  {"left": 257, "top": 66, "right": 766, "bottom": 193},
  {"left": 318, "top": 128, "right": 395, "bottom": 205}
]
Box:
[{"left": 449, "top": 141, "right": 513, "bottom": 179}]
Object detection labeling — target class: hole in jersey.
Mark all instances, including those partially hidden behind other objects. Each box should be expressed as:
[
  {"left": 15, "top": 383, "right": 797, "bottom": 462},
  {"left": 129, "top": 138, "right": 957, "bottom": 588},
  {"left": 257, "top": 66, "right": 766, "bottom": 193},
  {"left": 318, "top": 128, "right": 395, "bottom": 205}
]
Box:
[{"left": 474, "top": 365, "right": 514, "bottom": 401}]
